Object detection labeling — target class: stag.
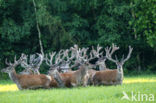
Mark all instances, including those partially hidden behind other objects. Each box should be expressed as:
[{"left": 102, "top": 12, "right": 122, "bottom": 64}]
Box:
[
  {"left": 1, "top": 54, "right": 52, "bottom": 90},
  {"left": 47, "top": 46, "right": 93, "bottom": 87},
  {"left": 45, "top": 51, "right": 65, "bottom": 88},
  {"left": 92, "top": 44, "right": 133, "bottom": 85}
]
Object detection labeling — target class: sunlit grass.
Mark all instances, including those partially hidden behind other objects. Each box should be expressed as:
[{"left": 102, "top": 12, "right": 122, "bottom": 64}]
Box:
[
  {"left": 0, "top": 84, "right": 18, "bottom": 92},
  {"left": 0, "top": 79, "right": 156, "bottom": 92},
  {"left": 0, "top": 75, "right": 156, "bottom": 103},
  {"left": 124, "top": 75, "right": 156, "bottom": 84}
]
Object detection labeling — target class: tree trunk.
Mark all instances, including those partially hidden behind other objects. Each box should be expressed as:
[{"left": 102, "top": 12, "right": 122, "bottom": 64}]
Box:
[
  {"left": 130, "top": 2, "right": 137, "bottom": 39},
  {"left": 32, "top": 0, "right": 44, "bottom": 55},
  {"left": 137, "top": 53, "right": 141, "bottom": 72}
]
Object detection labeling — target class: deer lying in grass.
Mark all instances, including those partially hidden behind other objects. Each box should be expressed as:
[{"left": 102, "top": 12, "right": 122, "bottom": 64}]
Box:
[
  {"left": 46, "top": 46, "right": 93, "bottom": 87},
  {"left": 82, "top": 44, "right": 110, "bottom": 86},
  {"left": 92, "top": 44, "right": 133, "bottom": 85},
  {"left": 20, "top": 53, "right": 44, "bottom": 75},
  {"left": 1, "top": 54, "right": 52, "bottom": 90}
]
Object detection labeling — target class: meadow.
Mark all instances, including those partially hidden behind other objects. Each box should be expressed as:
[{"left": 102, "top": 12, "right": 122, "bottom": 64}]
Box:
[{"left": 0, "top": 75, "right": 156, "bottom": 103}]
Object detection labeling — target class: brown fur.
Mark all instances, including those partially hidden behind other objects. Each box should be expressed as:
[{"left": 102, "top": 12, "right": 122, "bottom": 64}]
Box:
[
  {"left": 49, "top": 76, "right": 58, "bottom": 88},
  {"left": 10, "top": 70, "right": 51, "bottom": 89},
  {"left": 83, "top": 69, "right": 96, "bottom": 86},
  {"left": 92, "top": 69, "right": 118, "bottom": 85},
  {"left": 52, "top": 65, "right": 88, "bottom": 87}
]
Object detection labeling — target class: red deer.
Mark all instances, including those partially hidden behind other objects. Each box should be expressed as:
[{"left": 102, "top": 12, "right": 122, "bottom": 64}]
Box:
[
  {"left": 83, "top": 44, "right": 109, "bottom": 86},
  {"left": 1, "top": 54, "right": 52, "bottom": 90},
  {"left": 46, "top": 46, "right": 93, "bottom": 87},
  {"left": 45, "top": 51, "right": 65, "bottom": 88},
  {"left": 92, "top": 44, "right": 133, "bottom": 85}
]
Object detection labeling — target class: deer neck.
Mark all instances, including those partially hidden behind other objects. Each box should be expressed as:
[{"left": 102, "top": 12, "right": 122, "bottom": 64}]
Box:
[
  {"left": 99, "top": 62, "right": 107, "bottom": 70},
  {"left": 34, "top": 69, "right": 40, "bottom": 75},
  {"left": 78, "top": 65, "right": 87, "bottom": 76},
  {"left": 75, "top": 65, "right": 87, "bottom": 85},
  {"left": 9, "top": 69, "right": 19, "bottom": 84},
  {"left": 52, "top": 70, "right": 64, "bottom": 88},
  {"left": 117, "top": 65, "right": 124, "bottom": 84}
]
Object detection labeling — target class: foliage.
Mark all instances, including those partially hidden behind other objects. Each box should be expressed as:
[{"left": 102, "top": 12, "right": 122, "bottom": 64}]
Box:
[{"left": 0, "top": 0, "right": 156, "bottom": 77}]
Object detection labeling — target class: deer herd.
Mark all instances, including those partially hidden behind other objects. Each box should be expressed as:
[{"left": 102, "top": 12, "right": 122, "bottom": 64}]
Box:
[{"left": 1, "top": 44, "right": 133, "bottom": 90}]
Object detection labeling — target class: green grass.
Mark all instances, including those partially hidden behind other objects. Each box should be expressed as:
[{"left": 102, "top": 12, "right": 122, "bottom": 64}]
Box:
[{"left": 0, "top": 75, "right": 156, "bottom": 103}]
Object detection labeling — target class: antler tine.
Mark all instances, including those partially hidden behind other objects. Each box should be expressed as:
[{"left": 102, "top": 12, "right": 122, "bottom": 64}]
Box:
[
  {"left": 71, "top": 45, "right": 79, "bottom": 60},
  {"left": 105, "top": 46, "right": 112, "bottom": 54},
  {"left": 89, "top": 46, "right": 97, "bottom": 60},
  {"left": 115, "top": 55, "right": 119, "bottom": 62},
  {"left": 97, "top": 44, "right": 102, "bottom": 53},
  {"left": 20, "top": 54, "right": 32, "bottom": 69},
  {"left": 66, "top": 49, "right": 75, "bottom": 63},
  {"left": 14, "top": 54, "right": 26, "bottom": 66},
  {"left": 49, "top": 52, "right": 56, "bottom": 66},
  {"left": 35, "top": 53, "right": 44, "bottom": 66},
  {"left": 45, "top": 54, "right": 51, "bottom": 66},
  {"left": 84, "top": 47, "right": 89, "bottom": 55},
  {"left": 122, "top": 46, "right": 133, "bottom": 63},
  {"left": 14, "top": 55, "right": 20, "bottom": 65},
  {"left": 29, "top": 54, "right": 35, "bottom": 64},
  {"left": 64, "top": 49, "right": 69, "bottom": 59},
  {"left": 83, "top": 47, "right": 89, "bottom": 59},
  {"left": 98, "top": 44, "right": 103, "bottom": 56},
  {"left": 91, "top": 44, "right": 103, "bottom": 58},
  {"left": 70, "top": 50, "right": 76, "bottom": 59},
  {"left": 89, "top": 52, "right": 93, "bottom": 59},
  {"left": 121, "top": 54, "right": 125, "bottom": 62},
  {"left": 78, "top": 47, "right": 88, "bottom": 62},
  {"left": 55, "top": 50, "right": 64, "bottom": 64},
  {"left": 5, "top": 58, "right": 12, "bottom": 66},
  {"left": 70, "top": 44, "right": 78, "bottom": 52},
  {"left": 110, "top": 43, "right": 119, "bottom": 55},
  {"left": 105, "top": 44, "right": 119, "bottom": 63}
]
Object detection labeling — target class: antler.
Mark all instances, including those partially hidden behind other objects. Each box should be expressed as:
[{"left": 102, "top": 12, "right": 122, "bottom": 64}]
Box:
[
  {"left": 55, "top": 50, "right": 64, "bottom": 64},
  {"left": 46, "top": 50, "right": 65, "bottom": 69},
  {"left": 5, "top": 59, "right": 12, "bottom": 66},
  {"left": 45, "top": 52, "right": 56, "bottom": 66},
  {"left": 91, "top": 44, "right": 103, "bottom": 58},
  {"left": 21, "top": 53, "right": 43, "bottom": 74},
  {"left": 21, "top": 54, "right": 32, "bottom": 69},
  {"left": 105, "top": 43, "right": 120, "bottom": 63},
  {"left": 121, "top": 46, "right": 133, "bottom": 64},
  {"left": 5, "top": 54, "right": 25, "bottom": 68},
  {"left": 65, "top": 49, "right": 75, "bottom": 63},
  {"left": 69, "top": 45, "right": 88, "bottom": 67}
]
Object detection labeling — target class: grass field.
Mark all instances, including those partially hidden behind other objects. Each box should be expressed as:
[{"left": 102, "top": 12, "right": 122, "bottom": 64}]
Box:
[{"left": 0, "top": 75, "right": 156, "bottom": 103}]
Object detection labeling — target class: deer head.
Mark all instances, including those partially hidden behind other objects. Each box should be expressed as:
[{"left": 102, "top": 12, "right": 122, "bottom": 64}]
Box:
[
  {"left": 105, "top": 44, "right": 133, "bottom": 73},
  {"left": 1, "top": 54, "right": 25, "bottom": 73},
  {"left": 45, "top": 51, "right": 65, "bottom": 87},
  {"left": 46, "top": 50, "right": 65, "bottom": 74}
]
